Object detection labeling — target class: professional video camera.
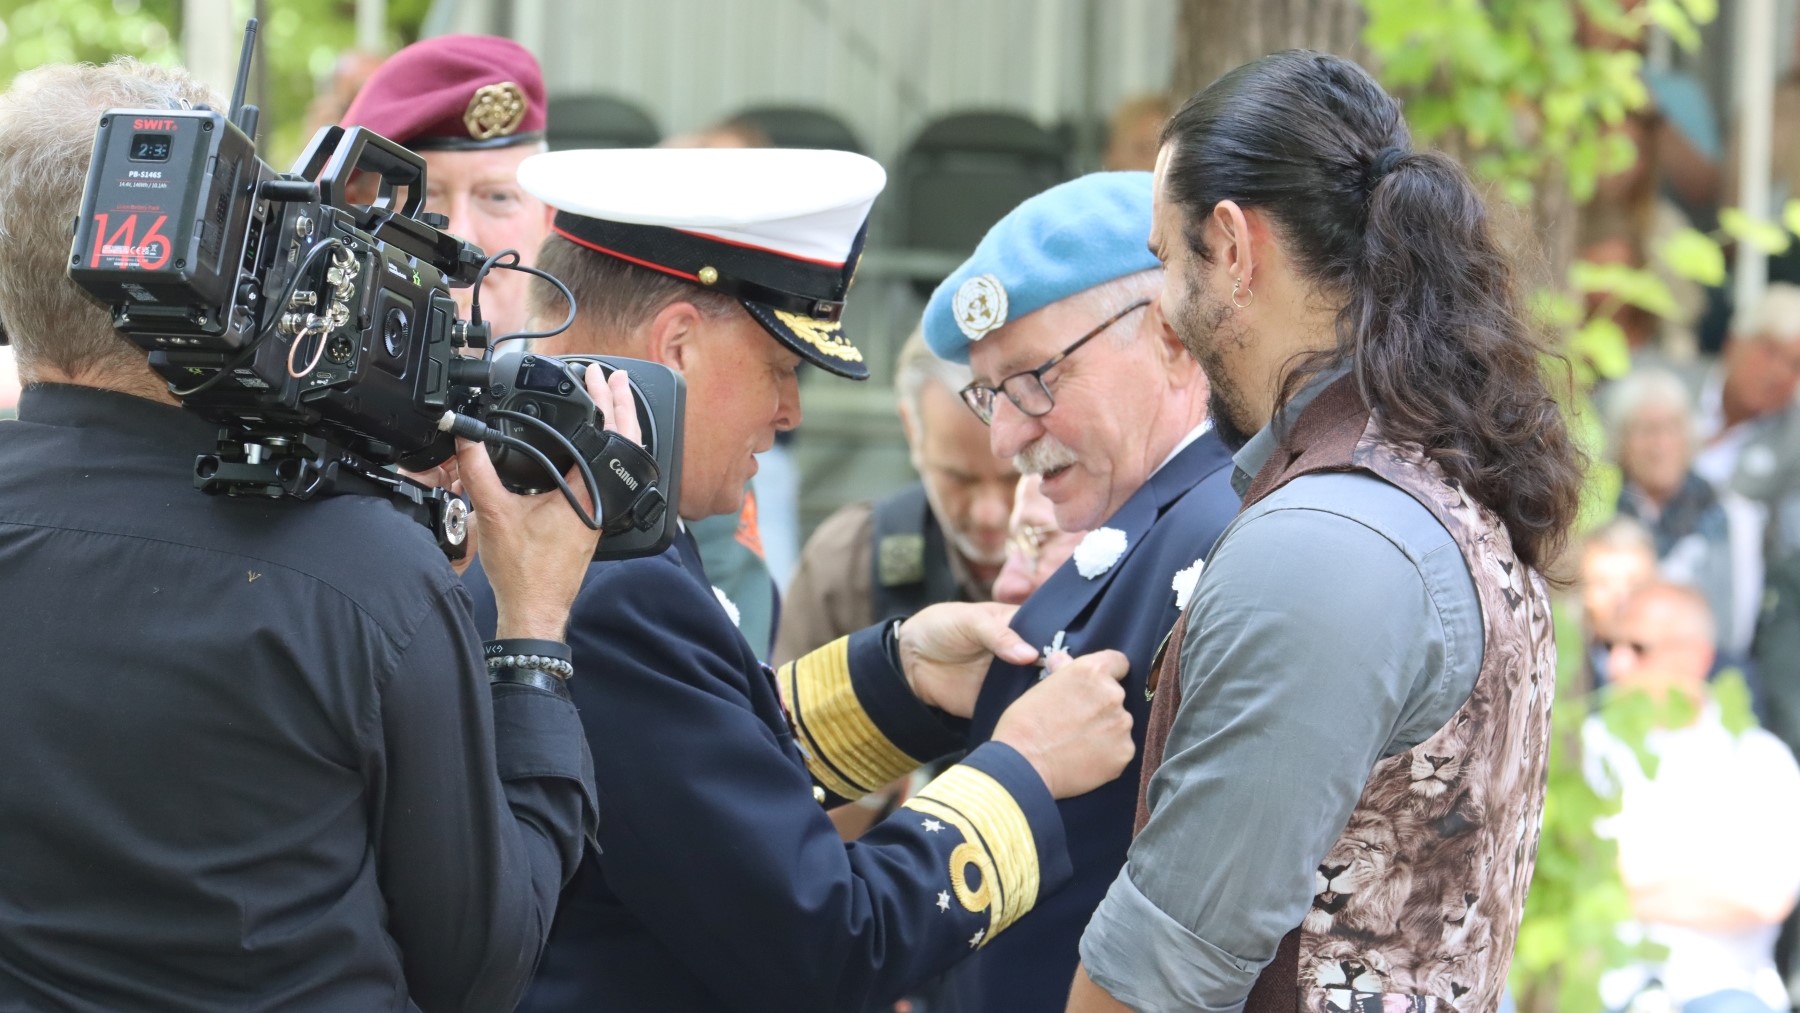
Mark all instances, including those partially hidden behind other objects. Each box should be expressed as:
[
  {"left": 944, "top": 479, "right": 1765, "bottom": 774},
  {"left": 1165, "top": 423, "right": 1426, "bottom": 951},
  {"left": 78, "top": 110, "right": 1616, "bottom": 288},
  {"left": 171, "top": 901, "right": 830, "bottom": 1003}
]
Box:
[{"left": 65, "top": 21, "right": 682, "bottom": 561}]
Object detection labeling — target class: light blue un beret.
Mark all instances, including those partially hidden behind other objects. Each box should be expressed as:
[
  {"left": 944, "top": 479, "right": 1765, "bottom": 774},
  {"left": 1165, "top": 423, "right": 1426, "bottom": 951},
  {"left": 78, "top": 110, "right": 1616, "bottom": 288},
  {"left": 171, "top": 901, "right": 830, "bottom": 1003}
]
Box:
[{"left": 922, "top": 171, "right": 1160, "bottom": 363}]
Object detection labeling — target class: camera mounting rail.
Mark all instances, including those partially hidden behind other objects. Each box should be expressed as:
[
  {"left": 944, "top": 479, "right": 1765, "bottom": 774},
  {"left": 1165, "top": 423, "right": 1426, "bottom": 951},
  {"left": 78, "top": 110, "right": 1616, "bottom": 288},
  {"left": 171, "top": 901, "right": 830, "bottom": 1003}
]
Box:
[{"left": 194, "top": 431, "right": 470, "bottom": 559}]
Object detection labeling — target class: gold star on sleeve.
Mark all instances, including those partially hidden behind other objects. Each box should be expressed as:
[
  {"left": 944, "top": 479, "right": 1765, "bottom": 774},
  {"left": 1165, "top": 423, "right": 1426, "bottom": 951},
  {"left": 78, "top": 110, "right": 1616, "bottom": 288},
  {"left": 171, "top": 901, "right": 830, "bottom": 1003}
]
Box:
[{"left": 902, "top": 764, "right": 1042, "bottom": 947}]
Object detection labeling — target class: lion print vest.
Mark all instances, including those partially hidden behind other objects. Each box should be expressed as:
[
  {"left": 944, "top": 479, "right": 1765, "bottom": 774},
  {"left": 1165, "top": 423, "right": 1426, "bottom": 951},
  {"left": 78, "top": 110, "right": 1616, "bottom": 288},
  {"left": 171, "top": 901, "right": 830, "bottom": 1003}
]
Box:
[{"left": 1134, "top": 376, "right": 1556, "bottom": 1013}]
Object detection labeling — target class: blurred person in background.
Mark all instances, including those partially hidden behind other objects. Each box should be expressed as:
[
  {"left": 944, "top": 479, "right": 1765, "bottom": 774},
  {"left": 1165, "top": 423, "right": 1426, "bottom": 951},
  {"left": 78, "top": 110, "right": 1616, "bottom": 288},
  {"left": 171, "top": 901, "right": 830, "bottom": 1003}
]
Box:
[
  {"left": 661, "top": 116, "right": 772, "bottom": 150},
  {"left": 1694, "top": 285, "right": 1800, "bottom": 489},
  {"left": 1722, "top": 287, "right": 1800, "bottom": 792},
  {"left": 1608, "top": 368, "right": 1758, "bottom": 660},
  {"left": 300, "top": 48, "right": 383, "bottom": 141},
  {"left": 992, "top": 474, "right": 1088, "bottom": 607},
  {"left": 341, "top": 35, "right": 550, "bottom": 339},
  {"left": 1101, "top": 94, "right": 1172, "bottom": 173},
  {"left": 1582, "top": 518, "right": 1663, "bottom": 690},
  {"left": 775, "top": 329, "right": 1017, "bottom": 666},
  {"left": 1585, "top": 583, "right": 1800, "bottom": 1013}
]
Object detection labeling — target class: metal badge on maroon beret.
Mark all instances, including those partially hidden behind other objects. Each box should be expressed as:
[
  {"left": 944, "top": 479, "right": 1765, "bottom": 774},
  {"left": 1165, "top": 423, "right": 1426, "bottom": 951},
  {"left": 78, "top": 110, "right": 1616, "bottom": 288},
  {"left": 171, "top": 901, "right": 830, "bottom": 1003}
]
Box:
[
  {"left": 519, "top": 149, "right": 887, "bottom": 380},
  {"left": 341, "top": 34, "right": 546, "bottom": 151}
]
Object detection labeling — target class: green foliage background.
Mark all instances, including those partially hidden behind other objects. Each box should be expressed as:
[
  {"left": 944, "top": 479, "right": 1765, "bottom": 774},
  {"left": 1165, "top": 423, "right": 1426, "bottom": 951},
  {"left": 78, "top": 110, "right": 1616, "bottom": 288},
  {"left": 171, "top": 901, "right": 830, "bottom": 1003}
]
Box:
[
  {"left": 0, "top": 0, "right": 431, "bottom": 164},
  {"left": 1360, "top": 2, "right": 1795, "bottom": 1011}
]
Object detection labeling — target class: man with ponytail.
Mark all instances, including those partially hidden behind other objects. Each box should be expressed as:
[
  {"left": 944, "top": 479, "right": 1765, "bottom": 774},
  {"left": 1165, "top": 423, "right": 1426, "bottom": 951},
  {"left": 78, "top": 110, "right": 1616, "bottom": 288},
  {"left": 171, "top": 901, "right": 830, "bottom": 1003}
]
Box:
[{"left": 1069, "top": 50, "right": 1585, "bottom": 1013}]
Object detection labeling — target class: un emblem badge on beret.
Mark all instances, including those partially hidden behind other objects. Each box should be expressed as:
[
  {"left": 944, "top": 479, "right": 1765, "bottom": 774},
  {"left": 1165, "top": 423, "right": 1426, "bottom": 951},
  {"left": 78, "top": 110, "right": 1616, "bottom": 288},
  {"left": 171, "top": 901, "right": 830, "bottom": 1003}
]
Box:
[
  {"left": 464, "top": 81, "right": 528, "bottom": 141},
  {"left": 954, "top": 274, "right": 1008, "bottom": 342}
]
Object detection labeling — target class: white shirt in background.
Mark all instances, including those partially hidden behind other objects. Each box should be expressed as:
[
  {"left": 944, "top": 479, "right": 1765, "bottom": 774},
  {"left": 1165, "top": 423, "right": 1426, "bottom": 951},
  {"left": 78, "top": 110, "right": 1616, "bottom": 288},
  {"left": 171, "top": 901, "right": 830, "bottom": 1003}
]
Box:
[{"left": 1583, "top": 707, "right": 1800, "bottom": 1011}]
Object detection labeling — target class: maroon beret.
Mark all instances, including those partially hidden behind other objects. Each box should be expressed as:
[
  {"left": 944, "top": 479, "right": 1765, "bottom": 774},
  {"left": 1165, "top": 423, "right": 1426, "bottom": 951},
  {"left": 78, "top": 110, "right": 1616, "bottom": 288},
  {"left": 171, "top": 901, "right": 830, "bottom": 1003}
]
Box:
[{"left": 341, "top": 35, "right": 546, "bottom": 151}]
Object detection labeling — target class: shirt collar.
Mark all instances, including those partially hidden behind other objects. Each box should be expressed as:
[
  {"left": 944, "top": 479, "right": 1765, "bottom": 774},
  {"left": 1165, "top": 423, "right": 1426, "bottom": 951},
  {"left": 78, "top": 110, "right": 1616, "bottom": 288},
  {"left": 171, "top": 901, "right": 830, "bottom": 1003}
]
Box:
[
  {"left": 16, "top": 382, "right": 218, "bottom": 451},
  {"left": 1230, "top": 363, "right": 1353, "bottom": 497},
  {"left": 1152, "top": 418, "right": 1214, "bottom": 477}
]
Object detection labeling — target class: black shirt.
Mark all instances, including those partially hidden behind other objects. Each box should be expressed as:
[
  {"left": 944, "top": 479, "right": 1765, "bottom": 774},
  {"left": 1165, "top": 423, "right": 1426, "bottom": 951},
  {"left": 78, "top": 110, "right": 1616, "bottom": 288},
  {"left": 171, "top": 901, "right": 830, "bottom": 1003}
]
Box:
[{"left": 0, "top": 384, "right": 596, "bottom": 1012}]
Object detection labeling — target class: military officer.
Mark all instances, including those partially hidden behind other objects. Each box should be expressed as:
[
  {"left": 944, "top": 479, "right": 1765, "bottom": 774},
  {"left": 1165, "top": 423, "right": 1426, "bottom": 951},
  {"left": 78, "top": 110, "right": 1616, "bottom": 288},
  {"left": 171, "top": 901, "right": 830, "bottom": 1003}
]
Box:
[
  {"left": 773, "top": 329, "right": 1019, "bottom": 667},
  {"left": 460, "top": 147, "right": 1138, "bottom": 1013},
  {"left": 917, "top": 171, "right": 1242, "bottom": 1011},
  {"left": 340, "top": 34, "right": 549, "bottom": 338}
]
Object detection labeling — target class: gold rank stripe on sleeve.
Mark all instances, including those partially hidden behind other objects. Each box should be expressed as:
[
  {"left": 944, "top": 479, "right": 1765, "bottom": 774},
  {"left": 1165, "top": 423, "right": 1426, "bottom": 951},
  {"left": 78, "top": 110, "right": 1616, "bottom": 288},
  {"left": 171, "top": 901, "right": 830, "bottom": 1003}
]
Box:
[
  {"left": 901, "top": 764, "right": 1041, "bottom": 944},
  {"left": 776, "top": 637, "right": 921, "bottom": 801}
]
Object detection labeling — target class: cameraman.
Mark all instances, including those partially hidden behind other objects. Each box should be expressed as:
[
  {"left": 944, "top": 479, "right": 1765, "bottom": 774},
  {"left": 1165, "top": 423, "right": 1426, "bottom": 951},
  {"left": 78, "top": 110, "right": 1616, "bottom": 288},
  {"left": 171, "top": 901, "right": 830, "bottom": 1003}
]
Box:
[{"left": 0, "top": 59, "right": 616, "bottom": 1012}]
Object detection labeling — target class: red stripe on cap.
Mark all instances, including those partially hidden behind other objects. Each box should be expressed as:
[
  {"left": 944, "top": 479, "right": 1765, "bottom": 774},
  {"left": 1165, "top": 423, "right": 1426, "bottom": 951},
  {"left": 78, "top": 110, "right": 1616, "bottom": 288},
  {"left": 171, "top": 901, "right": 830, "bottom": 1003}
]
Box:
[
  {"left": 552, "top": 225, "right": 703, "bottom": 284},
  {"left": 673, "top": 228, "right": 846, "bottom": 268}
]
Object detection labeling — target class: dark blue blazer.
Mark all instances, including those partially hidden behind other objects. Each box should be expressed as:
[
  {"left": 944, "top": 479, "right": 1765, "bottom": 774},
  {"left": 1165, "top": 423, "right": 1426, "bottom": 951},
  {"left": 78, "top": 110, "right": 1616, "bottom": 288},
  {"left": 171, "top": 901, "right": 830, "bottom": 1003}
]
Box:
[
  {"left": 465, "top": 530, "right": 1068, "bottom": 1013},
  {"left": 937, "top": 429, "right": 1240, "bottom": 1012}
]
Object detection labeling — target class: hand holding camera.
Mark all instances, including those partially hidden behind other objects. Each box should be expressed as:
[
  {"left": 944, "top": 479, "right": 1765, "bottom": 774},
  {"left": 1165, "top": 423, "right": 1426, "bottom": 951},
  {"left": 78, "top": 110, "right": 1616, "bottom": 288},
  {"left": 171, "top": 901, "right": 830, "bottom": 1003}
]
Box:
[{"left": 463, "top": 365, "right": 640, "bottom": 642}]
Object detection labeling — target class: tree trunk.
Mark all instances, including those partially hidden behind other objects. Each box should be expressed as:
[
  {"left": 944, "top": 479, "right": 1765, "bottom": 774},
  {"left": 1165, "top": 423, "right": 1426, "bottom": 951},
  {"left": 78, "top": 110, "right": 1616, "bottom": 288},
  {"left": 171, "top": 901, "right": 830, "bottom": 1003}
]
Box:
[{"left": 1171, "top": 0, "right": 1368, "bottom": 99}]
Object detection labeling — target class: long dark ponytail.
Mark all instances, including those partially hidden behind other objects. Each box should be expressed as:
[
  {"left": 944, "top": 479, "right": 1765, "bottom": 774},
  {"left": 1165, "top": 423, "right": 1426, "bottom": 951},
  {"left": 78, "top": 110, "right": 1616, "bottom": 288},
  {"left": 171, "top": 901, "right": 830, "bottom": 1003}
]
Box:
[{"left": 1161, "top": 49, "right": 1585, "bottom": 573}]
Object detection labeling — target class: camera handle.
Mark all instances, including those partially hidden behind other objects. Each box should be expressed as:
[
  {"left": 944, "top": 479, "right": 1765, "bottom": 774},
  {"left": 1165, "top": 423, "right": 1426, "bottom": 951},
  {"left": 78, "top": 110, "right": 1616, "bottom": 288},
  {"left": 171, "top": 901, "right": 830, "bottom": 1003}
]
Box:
[
  {"left": 291, "top": 125, "right": 485, "bottom": 286},
  {"left": 308, "top": 126, "right": 427, "bottom": 218},
  {"left": 194, "top": 432, "right": 470, "bottom": 560}
]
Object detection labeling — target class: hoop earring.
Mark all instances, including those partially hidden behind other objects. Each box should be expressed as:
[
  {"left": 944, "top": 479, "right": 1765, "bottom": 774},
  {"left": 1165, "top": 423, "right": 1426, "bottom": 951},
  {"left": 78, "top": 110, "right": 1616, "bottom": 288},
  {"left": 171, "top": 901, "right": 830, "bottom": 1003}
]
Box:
[{"left": 1231, "top": 277, "right": 1254, "bottom": 310}]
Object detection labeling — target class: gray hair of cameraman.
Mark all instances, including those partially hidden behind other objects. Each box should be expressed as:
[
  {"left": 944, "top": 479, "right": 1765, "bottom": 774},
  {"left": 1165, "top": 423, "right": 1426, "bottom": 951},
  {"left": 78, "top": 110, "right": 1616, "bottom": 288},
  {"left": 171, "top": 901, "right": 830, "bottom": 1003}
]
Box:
[{"left": 0, "top": 59, "right": 218, "bottom": 384}]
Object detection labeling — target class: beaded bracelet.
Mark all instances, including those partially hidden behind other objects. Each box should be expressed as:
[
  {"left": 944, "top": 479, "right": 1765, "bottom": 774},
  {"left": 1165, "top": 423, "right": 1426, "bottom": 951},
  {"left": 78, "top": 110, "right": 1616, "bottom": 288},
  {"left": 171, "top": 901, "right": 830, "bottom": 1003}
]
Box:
[{"left": 485, "top": 653, "right": 575, "bottom": 680}]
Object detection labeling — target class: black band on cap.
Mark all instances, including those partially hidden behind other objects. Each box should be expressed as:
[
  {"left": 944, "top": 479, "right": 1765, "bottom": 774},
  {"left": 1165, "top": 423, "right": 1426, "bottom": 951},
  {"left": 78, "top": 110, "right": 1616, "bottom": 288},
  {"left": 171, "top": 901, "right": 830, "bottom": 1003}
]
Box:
[
  {"left": 551, "top": 211, "right": 855, "bottom": 321},
  {"left": 411, "top": 129, "right": 547, "bottom": 152}
]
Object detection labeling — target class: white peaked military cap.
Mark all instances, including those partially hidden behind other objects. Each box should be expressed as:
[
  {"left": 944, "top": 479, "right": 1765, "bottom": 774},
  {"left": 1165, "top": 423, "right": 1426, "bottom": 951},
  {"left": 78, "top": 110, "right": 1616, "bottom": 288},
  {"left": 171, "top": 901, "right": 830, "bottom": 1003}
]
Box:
[{"left": 518, "top": 148, "right": 887, "bottom": 380}]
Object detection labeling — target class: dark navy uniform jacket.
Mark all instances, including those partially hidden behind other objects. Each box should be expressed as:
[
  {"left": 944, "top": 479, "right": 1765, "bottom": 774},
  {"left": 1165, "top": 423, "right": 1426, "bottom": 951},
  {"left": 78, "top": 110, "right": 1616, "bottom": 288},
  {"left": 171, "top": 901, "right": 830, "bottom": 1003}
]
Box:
[
  {"left": 936, "top": 429, "right": 1239, "bottom": 1012},
  {"left": 465, "top": 528, "right": 1071, "bottom": 1012}
]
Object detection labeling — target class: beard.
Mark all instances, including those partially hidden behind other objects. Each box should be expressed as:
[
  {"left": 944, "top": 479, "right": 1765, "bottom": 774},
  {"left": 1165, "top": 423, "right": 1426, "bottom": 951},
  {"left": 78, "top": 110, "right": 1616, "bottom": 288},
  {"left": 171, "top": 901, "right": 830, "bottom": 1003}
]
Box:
[
  {"left": 947, "top": 526, "right": 1008, "bottom": 568},
  {"left": 1207, "top": 388, "right": 1256, "bottom": 452},
  {"left": 1169, "top": 269, "right": 1258, "bottom": 451}
]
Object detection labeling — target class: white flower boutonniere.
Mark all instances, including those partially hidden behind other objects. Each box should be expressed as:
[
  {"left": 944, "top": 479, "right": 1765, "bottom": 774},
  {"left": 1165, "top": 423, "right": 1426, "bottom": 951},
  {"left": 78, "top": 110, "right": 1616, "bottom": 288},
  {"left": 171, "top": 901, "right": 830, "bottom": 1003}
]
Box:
[
  {"left": 712, "top": 586, "right": 741, "bottom": 627},
  {"left": 1072, "top": 527, "right": 1128, "bottom": 579},
  {"left": 1172, "top": 558, "right": 1205, "bottom": 611}
]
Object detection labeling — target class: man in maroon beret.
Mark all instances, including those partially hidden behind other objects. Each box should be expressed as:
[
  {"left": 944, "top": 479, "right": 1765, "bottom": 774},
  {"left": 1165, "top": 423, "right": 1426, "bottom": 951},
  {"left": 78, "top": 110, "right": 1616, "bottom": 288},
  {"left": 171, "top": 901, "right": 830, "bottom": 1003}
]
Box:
[{"left": 342, "top": 34, "right": 550, "bottom": 339}]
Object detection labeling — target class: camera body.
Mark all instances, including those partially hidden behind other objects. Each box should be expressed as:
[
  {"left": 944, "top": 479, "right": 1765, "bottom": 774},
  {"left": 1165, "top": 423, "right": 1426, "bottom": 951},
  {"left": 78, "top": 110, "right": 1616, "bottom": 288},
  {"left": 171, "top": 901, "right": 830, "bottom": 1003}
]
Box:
[{"left": 67, "top": 108, "right": 682, "bottom": 560}]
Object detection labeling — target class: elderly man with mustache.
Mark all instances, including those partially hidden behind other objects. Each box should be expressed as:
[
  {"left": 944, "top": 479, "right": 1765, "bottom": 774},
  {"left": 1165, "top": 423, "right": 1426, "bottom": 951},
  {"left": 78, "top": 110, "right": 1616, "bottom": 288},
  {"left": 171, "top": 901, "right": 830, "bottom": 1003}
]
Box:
[{"left": 914, "top": 171, "right": 1240, "bottom": 1012}]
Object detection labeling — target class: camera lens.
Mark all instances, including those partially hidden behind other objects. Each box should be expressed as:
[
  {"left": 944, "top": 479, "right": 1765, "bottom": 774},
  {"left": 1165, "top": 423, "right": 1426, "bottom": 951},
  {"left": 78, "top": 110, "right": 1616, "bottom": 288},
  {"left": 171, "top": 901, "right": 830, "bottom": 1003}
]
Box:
[{"left": 383, "top": 307, "right": 408, "bottom": 358}]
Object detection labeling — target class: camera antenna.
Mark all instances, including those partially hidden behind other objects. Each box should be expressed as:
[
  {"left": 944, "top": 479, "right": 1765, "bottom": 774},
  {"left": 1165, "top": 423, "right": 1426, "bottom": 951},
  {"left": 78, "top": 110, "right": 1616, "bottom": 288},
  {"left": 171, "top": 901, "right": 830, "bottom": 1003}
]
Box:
[{"left": 228, "top": 19, "right": 261, "bottom": 140}]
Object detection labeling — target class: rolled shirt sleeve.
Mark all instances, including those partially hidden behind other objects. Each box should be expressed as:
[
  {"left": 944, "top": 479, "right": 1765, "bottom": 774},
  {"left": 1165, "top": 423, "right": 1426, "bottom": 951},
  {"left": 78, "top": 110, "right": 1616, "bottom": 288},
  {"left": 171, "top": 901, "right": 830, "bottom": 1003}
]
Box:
[{"left": 1081, "top": 475, "right": 1480, "bottom": 1012}]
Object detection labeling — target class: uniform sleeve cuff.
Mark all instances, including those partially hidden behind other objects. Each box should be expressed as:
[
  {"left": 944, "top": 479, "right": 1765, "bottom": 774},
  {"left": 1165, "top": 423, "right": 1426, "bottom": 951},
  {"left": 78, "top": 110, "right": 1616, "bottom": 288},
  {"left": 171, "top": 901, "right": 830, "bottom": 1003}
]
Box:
[
  {"left": 900, "top": 742, "right": 1071, "bottom": 944},
  {"left": 490, "top": 682, "right": 599, "bottom": 828},
  {"left": 1079, "top": 867, "right": 1257, "bottom": 1013},
  {"left": 777, "top": 625, "right": 963, "bottom": 801}
]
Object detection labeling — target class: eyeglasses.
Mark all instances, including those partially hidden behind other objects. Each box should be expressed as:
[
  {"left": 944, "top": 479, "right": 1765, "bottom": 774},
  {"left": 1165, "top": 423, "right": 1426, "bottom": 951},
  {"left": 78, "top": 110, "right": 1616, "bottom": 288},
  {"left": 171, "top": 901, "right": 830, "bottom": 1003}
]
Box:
[
  {"left": 959, "top": 299, "right": 1151, "bottom": 425},
  {"left": 1006, "top": 523, "right": 1056, "bottom": 566}
]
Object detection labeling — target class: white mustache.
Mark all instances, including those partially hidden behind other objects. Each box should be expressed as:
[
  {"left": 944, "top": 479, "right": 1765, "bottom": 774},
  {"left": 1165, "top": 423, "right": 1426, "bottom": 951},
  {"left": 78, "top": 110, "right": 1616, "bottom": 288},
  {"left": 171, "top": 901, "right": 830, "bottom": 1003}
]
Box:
[{"left": 1013, "top": 437, "right": 1079, "bottom": 476}]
